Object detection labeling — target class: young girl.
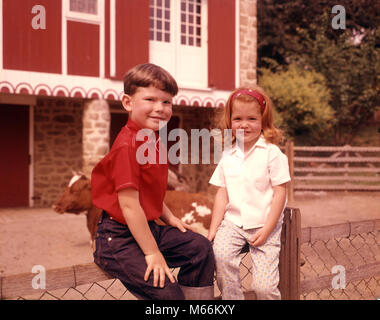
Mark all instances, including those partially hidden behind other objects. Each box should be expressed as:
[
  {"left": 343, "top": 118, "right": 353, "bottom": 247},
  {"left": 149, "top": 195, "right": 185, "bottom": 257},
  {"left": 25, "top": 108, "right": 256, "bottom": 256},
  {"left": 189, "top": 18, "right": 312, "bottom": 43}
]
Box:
[{"left": 207, "top": 86, "right": 291, "bottom": 300}]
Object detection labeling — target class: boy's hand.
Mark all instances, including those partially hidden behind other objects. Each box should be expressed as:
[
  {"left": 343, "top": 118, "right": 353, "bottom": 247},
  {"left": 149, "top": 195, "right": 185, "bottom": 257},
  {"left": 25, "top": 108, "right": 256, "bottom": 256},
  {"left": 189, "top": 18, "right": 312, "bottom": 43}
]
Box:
[
  {"left": 207, "top": 230, "right": 216, "bottom": 242},
  {"left": 166, "top": 215, "right": 197, "bottom": 233},
  {"left": 144, "top": 250, "right": 176, "bottom": 288},
  {"left": 248, "top": 227, "right": 271, "bottom": 247}
]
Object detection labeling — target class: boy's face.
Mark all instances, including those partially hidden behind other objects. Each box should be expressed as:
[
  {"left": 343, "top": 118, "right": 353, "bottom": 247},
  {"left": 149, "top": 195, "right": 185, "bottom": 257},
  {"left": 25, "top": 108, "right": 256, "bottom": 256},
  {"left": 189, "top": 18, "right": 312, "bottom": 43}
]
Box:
[{"left": 122, "top": 85, "right": 173, "bottom": 131}]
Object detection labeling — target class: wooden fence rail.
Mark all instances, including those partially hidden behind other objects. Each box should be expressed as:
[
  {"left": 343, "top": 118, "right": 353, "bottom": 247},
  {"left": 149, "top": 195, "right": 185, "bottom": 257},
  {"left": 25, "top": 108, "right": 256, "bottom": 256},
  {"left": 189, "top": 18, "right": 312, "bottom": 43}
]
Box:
[
  {"left": 1, "top": 216, "right": 379, "bottom": 300},
  {"left": 0, "top": 208, "right": 302, "bottom": 300},
  {"left": 284, "top": 142, "right": 380, "bottom": 200}
]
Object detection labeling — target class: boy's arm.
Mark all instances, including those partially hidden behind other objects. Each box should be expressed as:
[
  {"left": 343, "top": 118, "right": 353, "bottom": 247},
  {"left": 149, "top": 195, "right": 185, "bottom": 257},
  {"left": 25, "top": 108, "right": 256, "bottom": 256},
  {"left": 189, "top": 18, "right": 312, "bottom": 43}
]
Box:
[
  {"left": 160, "top": 202, "right": 197, "bottom": 232},
  {"left": 207, "top": 187, "right": 228, "bottom": 241},
  {"left": 249, "top": 183, "right": 287, "bottom": 247},
  {"left": 117, "top": 188, "right": 175, "bottom": 288}
]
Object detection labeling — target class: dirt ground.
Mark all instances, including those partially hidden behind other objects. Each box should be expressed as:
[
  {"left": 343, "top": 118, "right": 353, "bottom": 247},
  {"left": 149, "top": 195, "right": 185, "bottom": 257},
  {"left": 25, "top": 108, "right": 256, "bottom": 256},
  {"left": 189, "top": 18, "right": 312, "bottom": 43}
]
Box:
[{"left": 0, "top": 191, "right": 379, "bottom": 277}]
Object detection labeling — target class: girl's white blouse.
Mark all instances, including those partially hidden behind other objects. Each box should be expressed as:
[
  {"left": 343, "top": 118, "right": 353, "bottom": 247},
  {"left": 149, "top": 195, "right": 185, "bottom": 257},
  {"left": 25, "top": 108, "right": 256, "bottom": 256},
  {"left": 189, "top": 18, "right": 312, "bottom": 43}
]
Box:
[{"left": 209, "top": 136, "right": 291, "bottom": 229}]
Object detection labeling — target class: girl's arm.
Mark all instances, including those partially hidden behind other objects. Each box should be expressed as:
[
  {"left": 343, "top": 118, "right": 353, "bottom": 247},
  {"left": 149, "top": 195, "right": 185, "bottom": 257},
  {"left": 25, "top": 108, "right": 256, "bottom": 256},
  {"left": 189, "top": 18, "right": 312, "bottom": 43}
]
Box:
[
  {"left": 118, "top": 188, "right": 175, "bottom": 288},
  {"left": 249, "top": 183, "right": 287, "bottom": 247},
  {"left": 207, "top": 187, "right": 228, "bottom": 241}
]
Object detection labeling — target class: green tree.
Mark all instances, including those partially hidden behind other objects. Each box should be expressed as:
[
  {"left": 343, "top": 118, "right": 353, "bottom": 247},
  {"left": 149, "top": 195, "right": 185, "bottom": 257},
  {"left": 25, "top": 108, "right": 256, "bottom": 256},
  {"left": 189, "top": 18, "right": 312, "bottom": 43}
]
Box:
[
  {"left": 258, "top": 0, "right": 380, "bottom": 69},
  {"left": 258, "top": 0, "right": 380, "bottom": 145},
  {"left": 295, "top": 15, "right": 380, "bottom": 145},
  {"left": 259, "top": 64, "right": 335, "bottom": 145}
]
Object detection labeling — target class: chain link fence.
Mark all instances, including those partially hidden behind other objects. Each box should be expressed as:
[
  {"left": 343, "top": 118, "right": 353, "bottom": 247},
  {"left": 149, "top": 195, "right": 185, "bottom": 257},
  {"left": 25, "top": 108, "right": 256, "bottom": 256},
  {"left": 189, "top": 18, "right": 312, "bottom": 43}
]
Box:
[
  {"left": 300, "top": 224, "right": 379, "bottom": 300},
  {"left": 2, "top": 220, "right": 379, "bottom": 300}
]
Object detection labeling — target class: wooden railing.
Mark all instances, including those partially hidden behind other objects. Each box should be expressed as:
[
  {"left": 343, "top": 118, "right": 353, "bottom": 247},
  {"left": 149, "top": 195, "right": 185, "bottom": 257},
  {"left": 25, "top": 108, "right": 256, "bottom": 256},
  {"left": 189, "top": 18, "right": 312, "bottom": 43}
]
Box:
[
  {"left": 284, "top": 142, "right": 380, "bottom": 200},
  {"left": 0, "top": 208, "right": 302, "bottom": 300},
  {"left": 2, "top": 213, "right": 378, "bottom": 300}
]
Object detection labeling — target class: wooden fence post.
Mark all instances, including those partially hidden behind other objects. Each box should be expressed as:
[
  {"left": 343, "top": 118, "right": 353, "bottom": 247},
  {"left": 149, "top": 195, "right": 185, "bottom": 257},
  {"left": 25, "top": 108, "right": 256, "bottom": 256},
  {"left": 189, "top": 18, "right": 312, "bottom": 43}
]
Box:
[
  {"left": 289, "top": 208, "right": 301, "bottom": 299},
  {"left": 285, "top": 140, "right": 295, "bottom": 202},
  {"left": 279, "top": 207, "right": 301, "bottom": 300}
]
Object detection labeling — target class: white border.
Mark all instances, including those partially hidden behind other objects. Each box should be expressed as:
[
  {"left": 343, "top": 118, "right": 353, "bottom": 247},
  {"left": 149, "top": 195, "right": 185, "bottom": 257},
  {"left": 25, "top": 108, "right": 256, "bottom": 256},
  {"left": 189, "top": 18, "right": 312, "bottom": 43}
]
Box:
[
  {"left": 99, "top": 0, "right": 105, "bottom": 78},
  {"left": 0, "top": 0, "right": 3, "bottom": 71},
  {"left": 110, "top": 0, "right": 116, "bottom": 77},
  {"left": 62, "top": 1, "right": 68, "bottom": 75},
  {"left": 235, "top": 0, "right": 240, "bottom": 88},
  {"left": 202, "top": 0, "right": 208, "bottom": 88}
]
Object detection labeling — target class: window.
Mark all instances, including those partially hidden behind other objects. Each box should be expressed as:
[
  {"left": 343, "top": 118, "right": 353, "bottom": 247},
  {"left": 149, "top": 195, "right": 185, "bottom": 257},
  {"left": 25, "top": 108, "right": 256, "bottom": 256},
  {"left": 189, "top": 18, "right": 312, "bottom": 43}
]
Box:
[
  {"left": 70, "top": 0, "right": 98, "bottom": 15},
  {"left": 149, "top": 0, "right": 208, "bottom": 89},
  {"left": 150, "top": 0, "right": 171, "bottom": 42},
  {"left": 180, "top": 0, "right": 202, "bottom": 47},
  {"left": 63, "top": 0, "right": 104, "bottom": 76},
  {"left": 66, "top": 0, "right": 101, "bottom": 23}
]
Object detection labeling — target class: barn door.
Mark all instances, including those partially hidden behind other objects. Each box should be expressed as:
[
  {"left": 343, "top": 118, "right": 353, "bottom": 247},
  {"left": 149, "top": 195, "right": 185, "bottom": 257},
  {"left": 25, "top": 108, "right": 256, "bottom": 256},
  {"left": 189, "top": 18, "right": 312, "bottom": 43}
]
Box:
[
  {"left": 110, "top": 112, "right": 129, "bottom": 148},
  {"left": 0, "top": 104, "right": 30, "bottom": 207}
]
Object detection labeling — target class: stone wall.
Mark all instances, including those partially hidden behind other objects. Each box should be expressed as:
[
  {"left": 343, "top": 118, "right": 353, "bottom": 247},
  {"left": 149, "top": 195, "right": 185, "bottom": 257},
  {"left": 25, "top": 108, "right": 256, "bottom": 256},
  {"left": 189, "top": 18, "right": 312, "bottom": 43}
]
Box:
[
  {"left": 33, "top": 98, "right": 83, "bottom": 207},
  {"left": 239, "top": 0, "right": 257, "bottom": 87},
  {"left": 82, "top": 100, "right": 110, "bottom": 177}
]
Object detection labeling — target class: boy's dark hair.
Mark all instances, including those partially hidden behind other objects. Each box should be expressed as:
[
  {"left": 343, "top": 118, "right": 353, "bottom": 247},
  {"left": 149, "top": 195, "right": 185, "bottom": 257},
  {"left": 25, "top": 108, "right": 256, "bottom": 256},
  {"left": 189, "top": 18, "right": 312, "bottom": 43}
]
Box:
[{"left": 123, "top": 63, "right": 178, "bottom": 96}]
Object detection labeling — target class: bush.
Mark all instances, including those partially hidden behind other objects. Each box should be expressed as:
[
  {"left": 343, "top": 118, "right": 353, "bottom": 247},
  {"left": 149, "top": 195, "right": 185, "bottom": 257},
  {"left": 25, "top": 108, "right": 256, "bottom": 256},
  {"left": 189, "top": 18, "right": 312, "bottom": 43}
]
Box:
[{"left": 259, "top": 64, "right": 335, "bottom": 145}]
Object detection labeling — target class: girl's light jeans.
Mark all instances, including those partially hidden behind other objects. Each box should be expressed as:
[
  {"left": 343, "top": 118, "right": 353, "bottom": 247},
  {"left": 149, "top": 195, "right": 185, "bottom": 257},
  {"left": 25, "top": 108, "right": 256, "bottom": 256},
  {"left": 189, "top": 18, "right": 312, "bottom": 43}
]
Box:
[{"left": 213, "top": 219, "right": 282, "bottom": 300}]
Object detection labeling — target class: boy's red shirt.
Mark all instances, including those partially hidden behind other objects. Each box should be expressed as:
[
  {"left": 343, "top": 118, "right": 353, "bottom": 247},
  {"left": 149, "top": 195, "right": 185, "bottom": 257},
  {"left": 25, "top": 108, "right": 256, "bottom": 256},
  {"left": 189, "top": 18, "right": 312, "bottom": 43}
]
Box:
[{"left": 91, "top": 119, "right": 168, "bottom": 224}]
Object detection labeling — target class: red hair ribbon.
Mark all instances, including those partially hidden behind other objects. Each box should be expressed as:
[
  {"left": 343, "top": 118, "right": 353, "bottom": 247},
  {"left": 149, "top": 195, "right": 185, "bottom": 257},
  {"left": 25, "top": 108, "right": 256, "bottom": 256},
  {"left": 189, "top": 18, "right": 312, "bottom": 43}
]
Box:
[{"left": 231, "top": 89, "right": 266, "bottom": 113}]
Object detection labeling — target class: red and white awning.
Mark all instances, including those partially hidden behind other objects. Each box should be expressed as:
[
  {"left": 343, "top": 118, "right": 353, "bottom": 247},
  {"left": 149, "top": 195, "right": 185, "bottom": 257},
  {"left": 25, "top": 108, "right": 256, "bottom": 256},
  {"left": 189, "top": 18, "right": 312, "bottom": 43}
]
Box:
[{"left": 0, "top": 70, "right": 228, "bottom": 108}]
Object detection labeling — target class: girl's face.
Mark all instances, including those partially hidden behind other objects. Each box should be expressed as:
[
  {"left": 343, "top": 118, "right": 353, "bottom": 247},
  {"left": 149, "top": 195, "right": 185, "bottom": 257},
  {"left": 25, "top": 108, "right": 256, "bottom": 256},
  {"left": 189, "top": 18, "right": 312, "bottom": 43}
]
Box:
[{"left": 231, "top": 100, "right": 262, "bottom": 151}]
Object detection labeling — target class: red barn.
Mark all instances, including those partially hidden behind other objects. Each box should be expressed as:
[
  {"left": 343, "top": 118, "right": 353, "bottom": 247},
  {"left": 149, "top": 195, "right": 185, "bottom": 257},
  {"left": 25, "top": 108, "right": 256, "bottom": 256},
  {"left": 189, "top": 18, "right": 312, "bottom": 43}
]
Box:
[{"left": 0, "top": 0, "right": 257, "bottom": 208}]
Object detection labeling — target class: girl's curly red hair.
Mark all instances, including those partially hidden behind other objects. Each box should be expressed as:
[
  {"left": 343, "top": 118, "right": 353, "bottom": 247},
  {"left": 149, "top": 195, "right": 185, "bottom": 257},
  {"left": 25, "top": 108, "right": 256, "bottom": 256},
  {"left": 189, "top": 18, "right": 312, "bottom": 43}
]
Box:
[{"left": 219, "top": 85, "right": 284, "bottom": 146}]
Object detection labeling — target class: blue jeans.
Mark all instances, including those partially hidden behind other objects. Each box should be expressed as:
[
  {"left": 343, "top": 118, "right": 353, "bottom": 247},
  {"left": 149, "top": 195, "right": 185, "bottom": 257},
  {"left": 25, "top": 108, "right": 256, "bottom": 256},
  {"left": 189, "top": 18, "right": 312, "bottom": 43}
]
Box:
[{"left": 93, "top": 211, "right": 215, "bottom": 300}]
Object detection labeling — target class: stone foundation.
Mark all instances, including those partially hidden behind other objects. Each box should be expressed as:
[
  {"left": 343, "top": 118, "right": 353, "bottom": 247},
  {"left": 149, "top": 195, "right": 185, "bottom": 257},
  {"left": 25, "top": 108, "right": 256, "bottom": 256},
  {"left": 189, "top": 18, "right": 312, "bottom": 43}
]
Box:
[
  {"left": 82, "top": 100, "right": 110, "bottom": 177},
  {"left": 33, "top": 98, "right": 83, "bottom": 207}
]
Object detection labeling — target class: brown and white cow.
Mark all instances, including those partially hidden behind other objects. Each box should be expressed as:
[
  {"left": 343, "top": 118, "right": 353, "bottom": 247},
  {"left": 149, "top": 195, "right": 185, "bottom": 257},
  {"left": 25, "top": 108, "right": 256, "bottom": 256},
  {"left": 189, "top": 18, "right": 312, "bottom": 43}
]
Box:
[
  {"left": 53, "top": 172, "right": 102, "bottom": 246},
  {"left": 53, "top": 171, "right": 213, "bottom": 247}
]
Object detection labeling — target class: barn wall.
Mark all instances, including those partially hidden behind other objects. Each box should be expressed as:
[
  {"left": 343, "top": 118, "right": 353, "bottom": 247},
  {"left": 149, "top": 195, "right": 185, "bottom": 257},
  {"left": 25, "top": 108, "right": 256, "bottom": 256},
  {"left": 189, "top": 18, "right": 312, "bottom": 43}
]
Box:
[
  {"left": 33, "top": 98, "right": 83, "bottom": 207},
  {"left": 2, "top": 0, "right": 62, "bottom": 73}
]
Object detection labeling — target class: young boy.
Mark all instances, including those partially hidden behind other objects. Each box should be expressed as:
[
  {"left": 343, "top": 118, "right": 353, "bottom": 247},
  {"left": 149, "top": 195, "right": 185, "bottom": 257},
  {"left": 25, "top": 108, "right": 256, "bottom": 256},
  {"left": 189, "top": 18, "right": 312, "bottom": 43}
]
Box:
[{"left": 91, "top": 63, "right": 215, "bottom": 300}]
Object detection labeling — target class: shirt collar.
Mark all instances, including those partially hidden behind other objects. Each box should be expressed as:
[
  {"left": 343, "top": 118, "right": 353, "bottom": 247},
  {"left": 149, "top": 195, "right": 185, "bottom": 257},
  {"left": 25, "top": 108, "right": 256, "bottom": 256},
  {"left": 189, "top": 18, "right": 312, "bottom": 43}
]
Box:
[
  {"left": 228, "top": 135, "right": 267, "bottom": 157},
  {"left": 126, "top": 119, "right": 161, "bottom": 149},
  {"left": 126, "top": 119, "right": 141, "bottom": 132}
]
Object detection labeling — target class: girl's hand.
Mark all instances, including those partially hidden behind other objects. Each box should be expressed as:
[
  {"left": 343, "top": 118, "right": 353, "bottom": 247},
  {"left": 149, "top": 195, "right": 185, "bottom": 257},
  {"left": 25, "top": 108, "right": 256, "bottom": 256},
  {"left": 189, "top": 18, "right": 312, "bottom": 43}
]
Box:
[
  {"left": 248, "top": 227, "right": 271, "bottom": 247},
  {"left": 144, "top": 250, "right": 176, "bottom": 288}
]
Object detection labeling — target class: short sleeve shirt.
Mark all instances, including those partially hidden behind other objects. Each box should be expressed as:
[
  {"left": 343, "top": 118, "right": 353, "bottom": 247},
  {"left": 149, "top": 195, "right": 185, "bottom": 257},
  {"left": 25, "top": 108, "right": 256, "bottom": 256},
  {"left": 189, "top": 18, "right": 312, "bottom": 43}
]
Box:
[
  {"left": 91, "top": 119, "right": 168, "bottom": 224},
  {"left": 209, "top": 136, "right": 291, "bottom": 229}
]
